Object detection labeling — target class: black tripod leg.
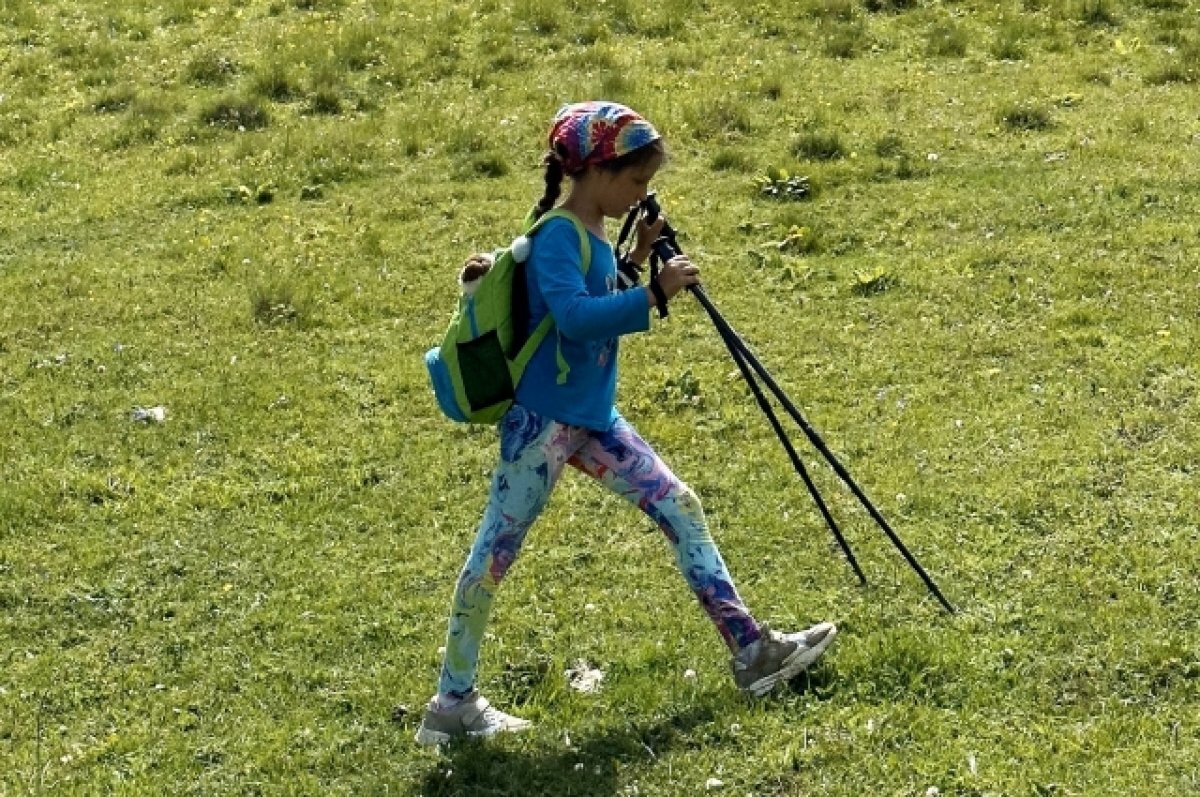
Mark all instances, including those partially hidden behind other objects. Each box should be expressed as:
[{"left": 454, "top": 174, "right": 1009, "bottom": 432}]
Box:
[
  {"left": 691, "top": 285, "right": 956, "bottom": 614},
  {"left": 713, "top": 313, "right": 868, "bottom": 585}
]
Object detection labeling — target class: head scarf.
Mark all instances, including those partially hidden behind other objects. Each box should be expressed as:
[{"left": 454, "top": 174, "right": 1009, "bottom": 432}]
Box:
[{"left": 548, "top": 101, "right": 660, "bottom": 175}]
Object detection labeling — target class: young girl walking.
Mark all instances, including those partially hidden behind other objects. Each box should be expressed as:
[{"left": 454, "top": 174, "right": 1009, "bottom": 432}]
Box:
[{"left": 416, "top": 101, "right": 837, "bottom": 745}]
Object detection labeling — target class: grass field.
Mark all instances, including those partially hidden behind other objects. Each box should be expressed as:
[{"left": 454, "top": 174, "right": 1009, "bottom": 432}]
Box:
[{"left": 3, "top": 0, "right": 1200, "bottom": 794}]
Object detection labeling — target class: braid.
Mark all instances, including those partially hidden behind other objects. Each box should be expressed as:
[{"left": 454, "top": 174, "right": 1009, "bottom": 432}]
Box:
[{"left": 532, "top": 153, "right": 564, "bottom": 221}]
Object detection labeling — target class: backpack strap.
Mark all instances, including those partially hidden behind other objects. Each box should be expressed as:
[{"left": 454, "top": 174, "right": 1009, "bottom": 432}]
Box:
[{"left": 510, "top": 209, "right": 591, "bottom": 385}]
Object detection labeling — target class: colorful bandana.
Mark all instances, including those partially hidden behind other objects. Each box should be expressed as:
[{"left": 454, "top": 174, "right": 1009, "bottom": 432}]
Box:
[{"left": 548, "top": 101, "right": 660, "bottom": 174}]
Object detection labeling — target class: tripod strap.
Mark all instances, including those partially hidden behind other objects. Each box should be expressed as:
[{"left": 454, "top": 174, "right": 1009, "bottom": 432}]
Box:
[
  {"left": 649, "top": 254, "right": 669, "bottom": 318},
  {"left": 616, "top": 205, "right": 639, "bottom": 258}
]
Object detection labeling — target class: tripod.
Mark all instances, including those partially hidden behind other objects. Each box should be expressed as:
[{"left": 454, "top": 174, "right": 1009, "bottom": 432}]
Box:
[{"left": 620, "top": 195, "right": 955, "bottom": 614}]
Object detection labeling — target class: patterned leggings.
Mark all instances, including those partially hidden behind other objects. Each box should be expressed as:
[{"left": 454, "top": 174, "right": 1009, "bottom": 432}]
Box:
[{"left": 438, "top": 404, "right": 762, "bottom": 699}]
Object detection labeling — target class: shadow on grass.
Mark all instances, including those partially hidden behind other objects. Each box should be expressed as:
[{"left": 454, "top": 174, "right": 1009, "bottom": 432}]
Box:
[
  {"left": 413, "top": 673, "right": 835, "bottom": 797},
  {"left": 415, "top": 701, "right": 722, "bottom": 797}
]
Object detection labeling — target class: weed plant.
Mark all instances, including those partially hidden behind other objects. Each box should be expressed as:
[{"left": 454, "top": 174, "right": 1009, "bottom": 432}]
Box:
[
  {"left": 793, "top": 129, "right": 847, "bottom": 160},
  {"left": 927, "top": 22, "right": 970, "bottom": 57},
  {"left": 4, "top": 1, "right": 1200, "bottom": 795},
  {"left": 999, "top": 101, "right": 1055, "bottom": 131}
]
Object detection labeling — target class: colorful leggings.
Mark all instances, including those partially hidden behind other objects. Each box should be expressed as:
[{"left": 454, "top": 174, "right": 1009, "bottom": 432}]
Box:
[{"left": 438, "top": 404, "right": 762, "bottom": 699}]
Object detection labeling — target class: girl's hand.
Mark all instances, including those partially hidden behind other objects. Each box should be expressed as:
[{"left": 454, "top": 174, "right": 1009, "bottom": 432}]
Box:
[
  {"left": 654, "top": 255, "right": 700, "bottom": 301},
  {"left": 629, "top": 215, "right": 667, "bottom": 266}
]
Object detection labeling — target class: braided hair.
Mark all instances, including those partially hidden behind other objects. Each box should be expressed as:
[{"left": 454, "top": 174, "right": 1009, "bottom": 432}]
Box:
[{"left": 530, "top": 151, "right": 565, "bottom": 222}]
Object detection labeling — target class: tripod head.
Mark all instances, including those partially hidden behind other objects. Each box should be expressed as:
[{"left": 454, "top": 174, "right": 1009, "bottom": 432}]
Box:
[
  {"left": 616, "top": 193, "right": 691, "bottom": 317},
  {"left": 637, "top": 193, "right": 683, "bottom": 263},
  {"left": 616, "top": 192, "right": 683, "bottom": 264}
]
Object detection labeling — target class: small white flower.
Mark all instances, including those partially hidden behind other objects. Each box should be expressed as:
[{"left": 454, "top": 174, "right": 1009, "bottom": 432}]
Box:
[
  {"left": 566, "top": 660, "right": 605, "bottom": 693},
  {"left": 683, "top": 668, "right": 697, "bottom": 680},
  {"left": 130, "top": 406, "right": 167, "bottom": 423}
]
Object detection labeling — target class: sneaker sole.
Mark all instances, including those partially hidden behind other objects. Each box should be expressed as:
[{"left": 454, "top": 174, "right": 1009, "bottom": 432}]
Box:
[
  {"left": 414, "top": 725, "right": 453, "bottom": 746},
  {"left": 414, "top": 722, "right": 532, "bottom": 746},
  {"left": 746, "top": 625, "right": 838, "bottom": 697}
]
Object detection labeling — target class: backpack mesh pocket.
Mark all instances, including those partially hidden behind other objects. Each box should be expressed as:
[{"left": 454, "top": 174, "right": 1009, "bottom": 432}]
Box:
[{"left": 458, "top": 330, "right": 515, "bottom": 411}]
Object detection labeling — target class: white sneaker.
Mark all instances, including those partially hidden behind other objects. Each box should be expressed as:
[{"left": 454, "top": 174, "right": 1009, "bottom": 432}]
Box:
[
  {"left": 731, "top": 622, "right": 838, "bottom": 697},
  {"left": 414, "top": 691, "right": 532, "bottom": 746}
]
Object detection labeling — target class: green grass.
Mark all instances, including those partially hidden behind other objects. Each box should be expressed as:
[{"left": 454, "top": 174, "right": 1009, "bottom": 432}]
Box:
[{"left": 4, "top": 1, "right": 1200, "bottom": 794}]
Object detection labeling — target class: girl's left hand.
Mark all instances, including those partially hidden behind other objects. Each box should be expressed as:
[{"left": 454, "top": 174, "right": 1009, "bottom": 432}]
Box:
[{"left": 655, "top": 254, "right": 700, "bottom": 301}]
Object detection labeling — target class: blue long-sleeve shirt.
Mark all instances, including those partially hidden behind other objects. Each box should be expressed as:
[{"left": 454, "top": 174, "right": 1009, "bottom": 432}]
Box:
[{"left": 514, "top": 216, "right": 650, "bottom": 430}]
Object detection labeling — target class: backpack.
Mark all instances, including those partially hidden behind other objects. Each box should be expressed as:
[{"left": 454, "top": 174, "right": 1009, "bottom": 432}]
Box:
[{"left": 425, "top": 209, "right": 591, "bottom": 424}]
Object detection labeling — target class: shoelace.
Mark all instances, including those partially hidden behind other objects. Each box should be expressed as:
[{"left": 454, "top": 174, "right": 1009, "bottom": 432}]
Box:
[{"left": 477, "top": 702, "right": 519, "bottom": 729}]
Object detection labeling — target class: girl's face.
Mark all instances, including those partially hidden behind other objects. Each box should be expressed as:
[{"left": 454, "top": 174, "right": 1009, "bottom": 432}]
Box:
[{"left": 592, "top": 152, "right": 664, "bottom": 219}]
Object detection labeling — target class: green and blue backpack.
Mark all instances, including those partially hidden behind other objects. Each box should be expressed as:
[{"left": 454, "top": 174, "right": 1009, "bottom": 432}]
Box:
[{"left": 425, "top": 209, "right": 591, "bottom": 424}]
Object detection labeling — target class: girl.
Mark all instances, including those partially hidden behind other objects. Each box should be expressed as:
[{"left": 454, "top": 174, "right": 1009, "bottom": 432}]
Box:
[{"left": 416, "top": 102, "right": 837, "bottom": 745}]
